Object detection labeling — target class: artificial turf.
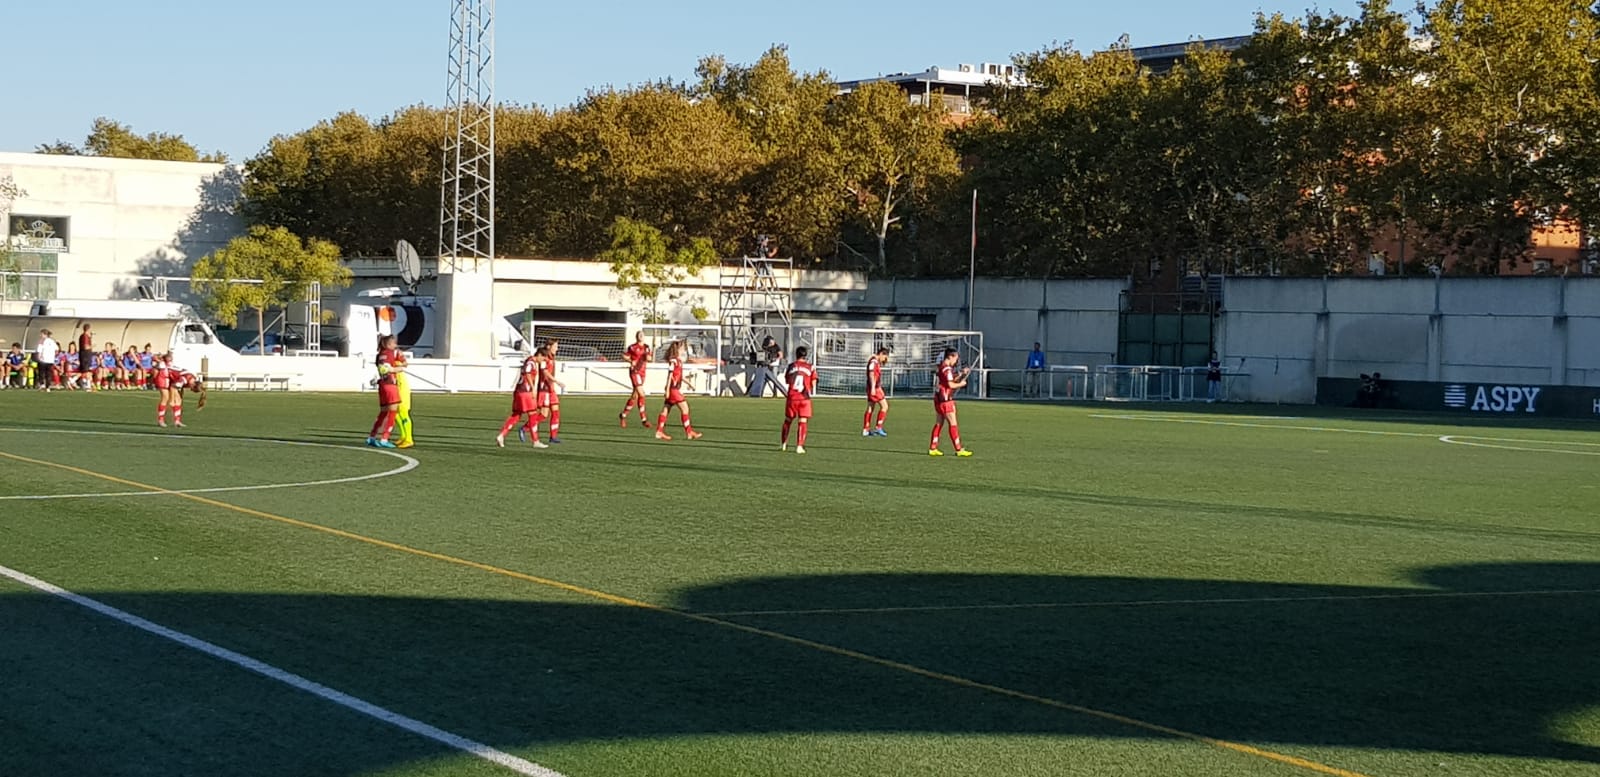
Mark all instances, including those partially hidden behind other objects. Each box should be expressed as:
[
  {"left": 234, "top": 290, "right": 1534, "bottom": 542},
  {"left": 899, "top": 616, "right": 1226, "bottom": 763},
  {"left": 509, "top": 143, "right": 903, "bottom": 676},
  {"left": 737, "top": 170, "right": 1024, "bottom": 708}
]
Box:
[{"left": 1, "top": 390, "right": 1597, "bottom": 777}]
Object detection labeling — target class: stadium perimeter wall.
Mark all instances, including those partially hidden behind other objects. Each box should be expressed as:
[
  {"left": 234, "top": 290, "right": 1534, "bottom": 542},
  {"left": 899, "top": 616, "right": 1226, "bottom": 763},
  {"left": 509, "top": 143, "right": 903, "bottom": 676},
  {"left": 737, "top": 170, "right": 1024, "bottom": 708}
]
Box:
[{"left": 1217, "top": 276, "right": 1600, "bottom": 404}]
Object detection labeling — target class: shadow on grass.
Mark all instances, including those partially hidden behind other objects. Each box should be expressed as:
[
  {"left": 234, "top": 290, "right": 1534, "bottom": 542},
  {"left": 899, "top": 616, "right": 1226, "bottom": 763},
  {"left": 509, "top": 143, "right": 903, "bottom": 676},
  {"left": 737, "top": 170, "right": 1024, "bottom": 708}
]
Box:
[{"left": 3, "top": 563, "right": 1598, "bottom": 776}]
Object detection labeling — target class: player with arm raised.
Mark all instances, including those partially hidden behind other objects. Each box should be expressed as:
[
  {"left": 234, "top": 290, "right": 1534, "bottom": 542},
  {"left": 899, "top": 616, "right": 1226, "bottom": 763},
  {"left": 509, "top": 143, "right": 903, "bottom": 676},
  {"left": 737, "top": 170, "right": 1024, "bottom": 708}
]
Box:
[
  {"left": 863, "top": 347, "right": 890, "bottom": 437},
  {"left": 929, "top": 348, "right": 973, "bottom": 457},
  {"left": 619, "top": 332, "right": 653, "bottom": 429},
  {"left": 498, "top": 348, "right": 550, "bottom": 448},
  {"left": 654, "top": 341, "right": 703, "bottom": 441},
  {"left": 780, "top": 346, "right": 818, "bottom": 454}
]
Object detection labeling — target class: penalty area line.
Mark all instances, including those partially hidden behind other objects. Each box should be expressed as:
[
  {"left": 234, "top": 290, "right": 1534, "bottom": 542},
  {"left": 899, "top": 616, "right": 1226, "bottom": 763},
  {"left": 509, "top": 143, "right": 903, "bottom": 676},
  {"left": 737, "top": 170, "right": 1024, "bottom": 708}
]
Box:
[{"left": 0, "top": 563, "right": 564, "bottom": 777}]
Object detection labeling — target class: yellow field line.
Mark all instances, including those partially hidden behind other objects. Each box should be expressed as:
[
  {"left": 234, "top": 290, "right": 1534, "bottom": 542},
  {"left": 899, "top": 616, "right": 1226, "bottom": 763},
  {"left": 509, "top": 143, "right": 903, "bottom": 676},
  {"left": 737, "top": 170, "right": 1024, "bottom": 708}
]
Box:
[{"left": 0, "top": 448, "right": 1372, "bottom": 777}]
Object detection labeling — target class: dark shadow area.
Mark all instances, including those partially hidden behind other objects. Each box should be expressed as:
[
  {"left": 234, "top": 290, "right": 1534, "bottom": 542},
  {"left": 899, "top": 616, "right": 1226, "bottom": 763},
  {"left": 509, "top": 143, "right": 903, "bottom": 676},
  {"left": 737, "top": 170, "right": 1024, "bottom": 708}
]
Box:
[
  {"left": 3, "top": 563, "right": 1598, "bottom": 776},
  {"left": 110, "top": 167, "right": 244, "bottom": 304}
]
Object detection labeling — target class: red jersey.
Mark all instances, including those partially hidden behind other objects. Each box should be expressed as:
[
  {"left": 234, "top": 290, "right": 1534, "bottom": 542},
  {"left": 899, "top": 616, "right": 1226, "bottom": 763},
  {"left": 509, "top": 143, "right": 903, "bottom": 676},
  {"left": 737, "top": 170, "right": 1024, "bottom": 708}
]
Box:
[
  {"left": 866, "top": 359, "right": 882, "bottom": 393},
  {"left": 515, "top": 356, "right": 538, "bottom": 392},
  {"left": 785, "top": 359, "right": 816, "bottom": 399},
  {"left": 152, "top": 364, "right": 171, "bottom": 387},
  {"left": 626, "top": 342, "right": 651, "bottom": 375},
  {"left": 666, "top": 358, "right": 684, "bottom": 392},
  {"left": 935, "top": 364, "right": 959, "bottom": 403},
  {"left": 537, "top": 358, "right": 558, "bottom": 394}
]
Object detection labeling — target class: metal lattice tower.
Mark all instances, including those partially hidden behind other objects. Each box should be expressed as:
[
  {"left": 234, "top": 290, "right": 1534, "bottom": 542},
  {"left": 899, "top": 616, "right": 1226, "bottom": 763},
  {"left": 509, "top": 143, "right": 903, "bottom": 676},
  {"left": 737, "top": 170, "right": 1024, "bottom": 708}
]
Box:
[
  {"left": 438, "top": 0, "right": 495, "bottom": 271},
  {"left": 719, "top": 256, "right": 795, "bottom": 362}
]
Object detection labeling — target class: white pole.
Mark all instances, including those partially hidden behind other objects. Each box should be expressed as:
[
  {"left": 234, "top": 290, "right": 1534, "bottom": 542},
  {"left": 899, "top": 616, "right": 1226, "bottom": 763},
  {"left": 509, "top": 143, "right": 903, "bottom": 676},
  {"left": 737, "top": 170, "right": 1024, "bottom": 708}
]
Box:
[{"left": 968, "top": 188, "right": 977, "bottom": 330}]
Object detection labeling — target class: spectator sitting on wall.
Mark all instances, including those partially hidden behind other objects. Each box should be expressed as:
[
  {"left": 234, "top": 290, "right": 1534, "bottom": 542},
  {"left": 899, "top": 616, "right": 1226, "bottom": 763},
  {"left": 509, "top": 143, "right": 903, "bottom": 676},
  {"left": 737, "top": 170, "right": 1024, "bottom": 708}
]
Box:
[{"left": 1354, "top": 372, "right": 1387, "bottom": 409}]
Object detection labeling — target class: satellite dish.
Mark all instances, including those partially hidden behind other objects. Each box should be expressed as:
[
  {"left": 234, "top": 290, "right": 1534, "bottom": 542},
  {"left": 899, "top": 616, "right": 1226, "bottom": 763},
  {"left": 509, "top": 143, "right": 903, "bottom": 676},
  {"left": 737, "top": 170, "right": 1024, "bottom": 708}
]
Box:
[{"left": 396, "top": 239, "right": 422, "bottom": 292}]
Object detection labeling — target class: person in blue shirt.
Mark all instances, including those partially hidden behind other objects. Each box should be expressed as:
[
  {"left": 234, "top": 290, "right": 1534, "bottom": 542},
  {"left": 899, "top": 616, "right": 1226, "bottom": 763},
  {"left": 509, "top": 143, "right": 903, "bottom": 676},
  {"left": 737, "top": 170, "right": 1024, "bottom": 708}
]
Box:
[
  {"left": 2, "top": 343, "right": 25, "bottom": 388},
  {"left": 1025, "top": 342, "right": 1047, "bottom": 397},
  {"left": 139, "top": 344, "right": 155, "bottom": 389}
]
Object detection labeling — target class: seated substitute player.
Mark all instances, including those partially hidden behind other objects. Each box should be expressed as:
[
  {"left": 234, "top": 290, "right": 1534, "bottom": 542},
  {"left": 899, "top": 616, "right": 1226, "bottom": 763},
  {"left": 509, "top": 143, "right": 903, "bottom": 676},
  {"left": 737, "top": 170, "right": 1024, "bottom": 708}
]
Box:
[
  {"left": 619, "top": 331, "right": 653, "bottom": 428},
  {"left": 780, "top": 345, "right": 817, "bottom": 454},
  {"left": 497, "top": 348, "right": 550, "bottom": 448},
  {"left": 654, "top": 341, "right": 703, "bottom": 441},
  {"left": 929, "top": 348, "right": 973, "bottom": 457},
  {"left": 863, "top": 347, "right": 890, "bottom": 437},
  {"left": 2, "top": 343, "right": 24, "bottom": 388}
]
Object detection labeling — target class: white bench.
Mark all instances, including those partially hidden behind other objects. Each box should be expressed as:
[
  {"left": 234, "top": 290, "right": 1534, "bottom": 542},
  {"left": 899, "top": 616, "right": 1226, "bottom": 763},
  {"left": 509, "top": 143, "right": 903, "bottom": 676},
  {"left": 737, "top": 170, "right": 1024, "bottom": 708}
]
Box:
[{"left": 206, "top": 374, "right": 295, "bottom": 391}]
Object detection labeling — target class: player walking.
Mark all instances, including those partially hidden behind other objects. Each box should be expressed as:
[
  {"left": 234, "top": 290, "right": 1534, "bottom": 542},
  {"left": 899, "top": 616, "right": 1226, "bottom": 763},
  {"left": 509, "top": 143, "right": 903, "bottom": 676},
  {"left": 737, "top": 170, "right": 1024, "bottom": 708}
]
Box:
[
  {"left": 929, "top": 348, "right": 973, "bottom": 457},
  {"left": 367, "top": 335, "right": 404, "bottom": 448},
  {"left": 781, "top": 346, "right": 817, "bottom": 454},
  {"left": 619, "top": 332, "right": 653, "bottom": 428},
  {"left": 540, "top": 339, "right": 565, "bottom": 443},
  {"left": 863, "top": 347, "right": 890, "bottom": 437},
  {"left": 497, "top": 348, "right": 550, "bottom": 448},
  {"left": 654, "top": 341, "right": 703, "bottom": 441}
]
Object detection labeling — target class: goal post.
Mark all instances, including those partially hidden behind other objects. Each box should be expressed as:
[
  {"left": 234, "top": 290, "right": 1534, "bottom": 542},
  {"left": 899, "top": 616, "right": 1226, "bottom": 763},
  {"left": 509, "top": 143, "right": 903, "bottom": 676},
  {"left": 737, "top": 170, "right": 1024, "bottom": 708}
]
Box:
[
  {"left": 809, "top": 327, "right": 985, "bottom": 399},
  {"left": 522, "top": 321, "right": 722, "bottom": 395}
]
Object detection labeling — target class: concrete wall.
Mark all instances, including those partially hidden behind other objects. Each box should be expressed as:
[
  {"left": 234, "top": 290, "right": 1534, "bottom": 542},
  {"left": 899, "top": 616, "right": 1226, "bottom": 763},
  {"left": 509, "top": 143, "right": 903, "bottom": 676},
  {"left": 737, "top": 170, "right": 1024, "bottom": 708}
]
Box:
[
  {"left": 1218, "top": 277, "right": 1600, "bottom": 403},
  {"left": 0, "top": 152, "right": 241, "bottom": 302}
]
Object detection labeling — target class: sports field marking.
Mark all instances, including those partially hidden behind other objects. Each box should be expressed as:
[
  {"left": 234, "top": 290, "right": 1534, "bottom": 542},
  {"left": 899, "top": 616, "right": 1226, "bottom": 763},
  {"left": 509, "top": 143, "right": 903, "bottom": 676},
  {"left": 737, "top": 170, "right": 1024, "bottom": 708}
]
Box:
[
  {"left": 0, "top": 563, "right": 564, "bottom": 777},
  {"left": 0, "top": 449, "right": 1372, "bottom": 777},
  {"left": 696, "top": 587, "right": 1600, "bottom": 617},
  {"left": 1439, "top": 435, "right": 1600, "bottom": 455},
  {"left": 0, "top": 428, "right": 417, "bottom": 501},
  {"left": 1092, "top": 413, "right": 1441, "bottom": 438}
]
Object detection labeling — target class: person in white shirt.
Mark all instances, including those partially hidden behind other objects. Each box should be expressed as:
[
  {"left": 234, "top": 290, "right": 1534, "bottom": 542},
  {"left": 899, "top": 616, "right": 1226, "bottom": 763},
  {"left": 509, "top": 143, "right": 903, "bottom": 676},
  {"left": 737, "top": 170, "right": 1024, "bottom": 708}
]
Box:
[{"left": 35, "top": 329, "right": 59, "bottom": 392}]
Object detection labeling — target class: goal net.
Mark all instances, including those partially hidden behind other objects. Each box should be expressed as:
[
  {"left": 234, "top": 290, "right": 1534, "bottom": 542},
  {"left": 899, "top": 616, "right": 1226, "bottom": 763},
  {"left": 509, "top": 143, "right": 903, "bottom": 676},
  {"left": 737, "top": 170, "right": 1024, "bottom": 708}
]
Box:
[
  {"left": 809, "top": 327, "right": 985, "bottom": 399},
  {"left": 523, "top": 321, "right": 722, "bottom": 395}
]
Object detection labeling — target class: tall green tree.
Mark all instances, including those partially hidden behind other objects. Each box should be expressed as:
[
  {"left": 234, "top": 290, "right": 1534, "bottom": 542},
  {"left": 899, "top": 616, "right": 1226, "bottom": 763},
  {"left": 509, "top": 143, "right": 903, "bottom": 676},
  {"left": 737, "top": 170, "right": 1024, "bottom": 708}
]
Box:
[
  {"left": 38, "top": 117, "right": 226, "bottom": 163},
  {"left": 1416, "top": 0, "right": 1600, "bottom": 272},
  {"left": 829, "top": 81, "right": 960, "bottom": 274},
  {"left": 696, "top": 47, "right": 844, "bottom": 258},
  {"left": 600, "top": 217, "right": 719, "bottom": 322},
  {"left": 191, "top": 226, "right": 351, "bottom": 349}
]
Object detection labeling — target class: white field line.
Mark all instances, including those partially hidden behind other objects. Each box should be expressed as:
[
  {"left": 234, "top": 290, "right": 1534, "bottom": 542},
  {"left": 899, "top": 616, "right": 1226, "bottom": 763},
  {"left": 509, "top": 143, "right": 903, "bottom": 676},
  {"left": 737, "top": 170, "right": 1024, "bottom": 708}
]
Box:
[
  {"left": 0, "top": 563, "right": 564, "bottom": 777},
  {"left": 0, "top": 428, "right": 417, "bottom": 500},
  {"left": 697, "top": 587, "right": 1600, "bottom": 618},
  {"left": 1095, "top": 414, "right": 1600, "bottom": 451}
]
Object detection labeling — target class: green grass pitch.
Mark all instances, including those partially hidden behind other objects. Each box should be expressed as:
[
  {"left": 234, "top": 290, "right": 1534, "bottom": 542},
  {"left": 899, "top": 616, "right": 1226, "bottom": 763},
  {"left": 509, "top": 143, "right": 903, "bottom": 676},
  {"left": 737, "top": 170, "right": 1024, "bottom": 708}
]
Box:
[{"left": 2, "top": 390, "right": 1598, "bottom": 777}]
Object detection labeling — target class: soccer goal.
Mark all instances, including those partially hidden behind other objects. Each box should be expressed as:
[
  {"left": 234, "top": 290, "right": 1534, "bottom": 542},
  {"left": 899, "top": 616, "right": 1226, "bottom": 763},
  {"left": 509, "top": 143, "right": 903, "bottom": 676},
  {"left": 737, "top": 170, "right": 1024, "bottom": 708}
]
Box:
[
  {"left": 809, "top": 327, "right": 985, "bottom": 399},
  {"left": 523, "top": 321, "right": 723, "bottom": 395}
]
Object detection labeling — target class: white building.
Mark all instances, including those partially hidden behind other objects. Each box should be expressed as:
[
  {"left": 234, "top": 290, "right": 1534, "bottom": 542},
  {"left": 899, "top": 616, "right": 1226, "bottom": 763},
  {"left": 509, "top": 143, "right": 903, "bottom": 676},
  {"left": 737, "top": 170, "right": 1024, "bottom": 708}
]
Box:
[{"left": 0, "top": 151, "right": 241, "bottom": 304}]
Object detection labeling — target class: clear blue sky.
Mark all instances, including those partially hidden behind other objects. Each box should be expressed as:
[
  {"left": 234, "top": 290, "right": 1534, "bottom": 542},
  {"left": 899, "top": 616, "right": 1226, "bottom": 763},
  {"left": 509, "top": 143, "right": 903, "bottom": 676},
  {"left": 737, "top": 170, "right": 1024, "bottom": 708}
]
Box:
[{"left": 10, "top": 0, "right": 1365, "bottom": 162}]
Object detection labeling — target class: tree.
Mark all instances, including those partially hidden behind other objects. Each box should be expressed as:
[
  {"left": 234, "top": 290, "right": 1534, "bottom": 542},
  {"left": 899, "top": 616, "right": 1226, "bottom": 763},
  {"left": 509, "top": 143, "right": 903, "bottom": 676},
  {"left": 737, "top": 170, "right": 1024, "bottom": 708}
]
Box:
[
  {"left": 1415, "top": 0, "right": 1600, "bottom": 272},
  {"left": 829, "top": 81, "right": 960, "bottom": 274},
  {"left": 695, "top": 47, "right": 845, "bottom": 259},
  {"left": 191, "top": 226, "right": 351, "bottom": 349},
  {"left": 0, "top": 175, "right": 23, "bottom": 297},
  {"left": 38, "top": 117, "right": 227, "bottom": 163},
  {"left": 600, "top": 217, "right": 719, "bottom": 322}
]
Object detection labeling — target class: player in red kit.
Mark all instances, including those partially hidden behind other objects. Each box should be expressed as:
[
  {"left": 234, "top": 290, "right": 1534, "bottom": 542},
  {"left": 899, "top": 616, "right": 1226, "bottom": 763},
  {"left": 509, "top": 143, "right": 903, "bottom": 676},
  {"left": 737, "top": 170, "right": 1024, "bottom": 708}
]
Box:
[
  {"left": 153, "top": 355, "right": 175, "bottom": 426},
  {"left": 367, "top": 335, "right": 404, "bottom": 448},
  {"left": 863, "top": 347, "right": 890, "bottom": 437},
  {"left": 929, "top": 348, "right": 973, "bottom": 457},
  {"left": 654, "top": 341, "right": 703, "bottom": 441},
  {"left": 540, "top": 339, "right": 565, "bottom": 443},
  {"left": 619, "top": 332, "right": 653, "bottom": 428},
  {"left": 498, "top": 348, "right": 550, "bottom": 448},
  {"left": 780, "top": 346, "right": 817, "bottom": 454}
]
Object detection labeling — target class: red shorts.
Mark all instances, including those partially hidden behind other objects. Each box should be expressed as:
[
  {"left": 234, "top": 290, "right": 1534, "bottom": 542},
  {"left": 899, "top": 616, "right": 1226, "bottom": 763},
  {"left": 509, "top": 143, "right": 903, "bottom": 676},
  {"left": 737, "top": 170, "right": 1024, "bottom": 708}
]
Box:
[
  {"left": 511, "top": 390, "right": 536, "bottom": 413},
  {"left": 536, "top": 391, "right": 554, "bottom": 408},
  {"left": 630, "top": 371, "right": 647, "bottom": 389},
  {"left": 378, "top": 382, "right": 401, "bottom": 405},
  {"left": 785, "top": 398, "right": 812, "bottom": 419},
  {"left": 154, "top": 376, "right": 170, "bottom": 390},
  {"left": 868, "top": 389, "right": 885, "bottom": 404},
  {"left": 935, "top": 400, "right": 956, "bottom": 416},
  {"left": 665, "top": 390, "right": 686, "bottom": 406}
]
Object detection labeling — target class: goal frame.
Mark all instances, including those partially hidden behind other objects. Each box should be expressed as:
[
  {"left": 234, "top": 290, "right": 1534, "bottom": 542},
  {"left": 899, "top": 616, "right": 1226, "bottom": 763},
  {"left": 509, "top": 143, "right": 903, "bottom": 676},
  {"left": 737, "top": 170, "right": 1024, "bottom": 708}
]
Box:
[
  {"left": 522, "top": 320, "right": 722, "bottom": 396},
  {"left": 808, "top": 327, "right": 986, "bottom": 400}
]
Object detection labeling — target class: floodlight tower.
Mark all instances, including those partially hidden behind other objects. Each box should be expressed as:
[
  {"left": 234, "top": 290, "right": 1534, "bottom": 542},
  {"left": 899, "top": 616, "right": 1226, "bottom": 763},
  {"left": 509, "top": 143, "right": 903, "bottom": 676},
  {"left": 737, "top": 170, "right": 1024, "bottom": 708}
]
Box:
[{"left": 439, "top": 0, "right": 495, "bottom": 272}]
